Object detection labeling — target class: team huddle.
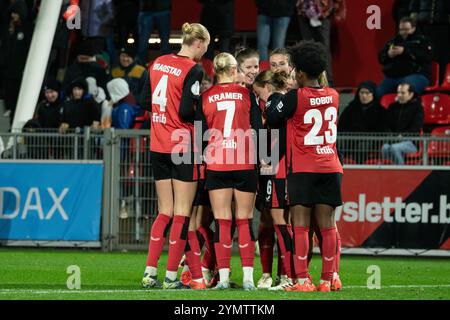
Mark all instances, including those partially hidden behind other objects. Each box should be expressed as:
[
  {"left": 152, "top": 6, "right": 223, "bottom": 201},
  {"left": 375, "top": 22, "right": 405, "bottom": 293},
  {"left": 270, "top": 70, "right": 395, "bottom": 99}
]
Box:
[{"left": 141, "top": 22, "right": 343, "bottom": 292}]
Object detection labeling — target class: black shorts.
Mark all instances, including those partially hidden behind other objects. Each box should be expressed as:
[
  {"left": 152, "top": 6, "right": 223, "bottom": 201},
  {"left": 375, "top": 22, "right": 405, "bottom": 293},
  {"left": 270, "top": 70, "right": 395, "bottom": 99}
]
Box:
[
  {"left": 265, "top": 178, "right": 288, "bottom": 209},
  {"left": 255, "top": 175, "right": 270, "bottom": 211},
  {"left": 287, "top": 172, "right": 343, "bottom": 207},
  {"left": 150, "top": 151, "right": 198, "bottom": 182},
  {"left": 193, "top": 179, "right": 210, "bottom": 206},
  {"left": 205, "top": 169, "right": 257, "bottom": 193}
]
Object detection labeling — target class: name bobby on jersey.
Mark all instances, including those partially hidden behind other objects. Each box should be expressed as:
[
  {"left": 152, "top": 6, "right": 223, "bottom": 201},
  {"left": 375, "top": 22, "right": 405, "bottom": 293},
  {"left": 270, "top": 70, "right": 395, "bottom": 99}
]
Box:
[
  {"left": 200, "top": 83, "right": 258, "bottom": 172},
  {"left": 149, "top": 54, "right": 202, "bottom": 154}
]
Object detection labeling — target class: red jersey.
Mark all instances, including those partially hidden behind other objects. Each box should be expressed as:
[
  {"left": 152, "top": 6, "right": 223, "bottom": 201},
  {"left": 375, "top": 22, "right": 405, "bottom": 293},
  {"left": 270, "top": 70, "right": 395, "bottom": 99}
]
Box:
[
  {"left": 266, "top": 87, "right": 343, "bottom": 174},
  {"left": 149, "top": 54, "right": 203, "bottom": 153},
  {"left": 200, "top": 83, "right": 261, "bottom": 171}
]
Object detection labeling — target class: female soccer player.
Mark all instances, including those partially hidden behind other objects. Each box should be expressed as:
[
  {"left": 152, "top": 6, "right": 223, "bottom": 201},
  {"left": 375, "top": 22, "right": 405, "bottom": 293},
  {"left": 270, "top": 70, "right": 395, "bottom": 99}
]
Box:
[
  {"left": 266, "top": 41, "right": 343, "bottom": 292},
  {"left": 199, "top": 52, "right": 263, "bottom": 290},
  {"left": 253, "top": 49, "right": 295, "bottom": 289},
  {"left": 253, "top": 69, "right": 297, "bottom": 290},
  {"left": 141, "top": 22, "right": 210, "bottom": 290}
]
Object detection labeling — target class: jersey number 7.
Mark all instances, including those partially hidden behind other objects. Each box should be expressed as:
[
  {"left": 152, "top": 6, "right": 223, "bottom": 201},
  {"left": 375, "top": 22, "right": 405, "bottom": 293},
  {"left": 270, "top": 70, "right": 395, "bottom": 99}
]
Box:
[{"left": 217, "top": 100, "right": 236, "bottom": 138}]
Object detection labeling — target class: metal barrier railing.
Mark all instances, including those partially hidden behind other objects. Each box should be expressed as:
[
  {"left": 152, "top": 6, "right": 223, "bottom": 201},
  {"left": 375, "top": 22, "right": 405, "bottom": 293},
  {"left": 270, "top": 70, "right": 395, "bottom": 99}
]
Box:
[{"left": 1, "top": 129, "right": 450, "bottom": 251}]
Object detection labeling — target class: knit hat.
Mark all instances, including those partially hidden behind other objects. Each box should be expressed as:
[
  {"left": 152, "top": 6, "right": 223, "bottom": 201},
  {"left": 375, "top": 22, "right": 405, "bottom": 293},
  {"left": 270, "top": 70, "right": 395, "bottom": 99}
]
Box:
[
  {"left": 119, "top": 44, "right": 136, "bottom": 59},
  {"left": 43, "top": 79, "right": 61, "bottom": 93},
  {"left": 68, "top": 77, "right": 88, "bottom": 95},
  {"left": 77, "top": 40, "right": 96, "bottom": 57},
  {"left": 357, "top": 81, "right": 377, "bottom": 98}
]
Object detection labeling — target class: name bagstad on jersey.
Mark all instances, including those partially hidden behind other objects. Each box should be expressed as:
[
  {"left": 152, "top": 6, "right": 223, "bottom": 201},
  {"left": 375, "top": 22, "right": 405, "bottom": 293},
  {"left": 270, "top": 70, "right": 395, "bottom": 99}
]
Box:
[
  {"left": 208, "top": 92, "right": 243, "bottom": 104},
  {"left": 152, "top": 63, "right": 182, "bottom": 76}
]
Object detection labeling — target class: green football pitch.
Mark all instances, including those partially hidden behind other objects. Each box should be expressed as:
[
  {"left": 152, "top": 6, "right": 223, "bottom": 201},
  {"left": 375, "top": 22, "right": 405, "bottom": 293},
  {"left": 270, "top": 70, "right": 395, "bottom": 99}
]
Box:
[{"left": 0, "top": 248, "right": 449, "bottom": 300}]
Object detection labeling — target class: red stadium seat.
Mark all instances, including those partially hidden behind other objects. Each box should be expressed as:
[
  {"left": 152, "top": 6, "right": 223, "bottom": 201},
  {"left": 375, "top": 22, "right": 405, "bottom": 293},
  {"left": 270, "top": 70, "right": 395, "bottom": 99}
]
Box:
[
  {"left": 440, "top": 63, "right": 450, "bottom": 91},
  {"left": 380, "top": 93, "right": 397, "bottom": 109},
  {"left": 343, "top": 157, "right": 356, "bottom": 165},
  {"left": 427, "top": 126, "right": 450, "bottom": 158},
  {"left": 259, "top": 60, "right": 270, "bottom": 71},
  {"left": 424, "top": 61, "right": 440, "bottom": 92},
  {"left": 422, "top": 94, "right": 450, "bottom": 125}
]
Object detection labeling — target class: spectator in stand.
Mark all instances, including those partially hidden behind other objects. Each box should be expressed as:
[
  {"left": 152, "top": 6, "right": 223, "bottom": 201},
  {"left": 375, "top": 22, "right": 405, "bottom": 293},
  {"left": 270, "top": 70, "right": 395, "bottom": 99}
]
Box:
[
  {"left": 409, "top": 0, "right": 450, "bottom": 82},
  {"left": 3, "top": 0, "right": 32, "bottom": 126},
  {"left": 80, "top": 0, "right": 116, "bottom": 64},
  {"left": 377, "top": 17, "right": 433, "bottom": 97},
  {"left": 62, "top": 40, "right": 111, "bottom": 95},
  {"left": 255, "top": 0, "right": 296, "bottom": 62},
  {"left": 137, "top": 0, "right": 172, "bottom": 64},
  {"left": 338, "top": 81, "right": 386, "bottom": 163},
  {"left": 60, "top": 77, "right": 101, "bottom": 133},
  {"left": 107, "top": 78, "right": 143, "bottom": 129},
  {"left": 381, "top": 83, "right": 424, "bottom": 165},
  {"left": 86, "top": 76, "right": 112, "bottom": 128},
  {"left": 35, "top": 79, "right": 63, "bottom": 129},
  {"left": 34, "top": 79, "right": 64, "bottom": 158},
  {"left": 111, "top": 44, "right": 148, "bottom": 103},
  {"left": 296, "top": 0, "right": 346, "bottom": 86},
  {"left": 113, "top": 0, "right": 139, "bottom": 48},
  {"left": 199, "top": 0, "right": 234, "bottom": 60}
]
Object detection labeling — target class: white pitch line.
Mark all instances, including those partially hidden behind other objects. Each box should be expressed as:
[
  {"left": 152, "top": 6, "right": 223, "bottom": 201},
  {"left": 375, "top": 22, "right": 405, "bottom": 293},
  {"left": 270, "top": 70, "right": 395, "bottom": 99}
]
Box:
[{"left": 0, "top": 285, "right": 449, "bottom": 294}]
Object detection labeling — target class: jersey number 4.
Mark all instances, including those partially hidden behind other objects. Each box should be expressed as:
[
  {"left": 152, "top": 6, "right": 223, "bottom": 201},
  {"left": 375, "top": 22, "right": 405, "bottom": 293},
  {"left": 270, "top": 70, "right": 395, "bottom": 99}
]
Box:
[
  {"left": 304, "top": 106, "right": 337, "bottom": 145},
  {"left": 152, "top": 75, "right": 168, "bottom": 112}
]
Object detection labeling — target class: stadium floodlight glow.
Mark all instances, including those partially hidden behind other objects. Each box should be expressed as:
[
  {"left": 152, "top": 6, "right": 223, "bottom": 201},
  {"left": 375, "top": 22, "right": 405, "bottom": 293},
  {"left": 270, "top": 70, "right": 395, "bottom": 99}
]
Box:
[
  {"left": 148, "top": 37, "right": 183, "bottom": 44},
  {"left": 127, "top": 38, "right": 135, "bottom": 44}
]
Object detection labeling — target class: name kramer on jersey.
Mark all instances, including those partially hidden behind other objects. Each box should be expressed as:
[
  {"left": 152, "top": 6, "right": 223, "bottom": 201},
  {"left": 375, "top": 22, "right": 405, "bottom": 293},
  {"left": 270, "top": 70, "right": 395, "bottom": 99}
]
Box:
[{"left": 210, "top": 92, "right": 243, "bottom": 149}]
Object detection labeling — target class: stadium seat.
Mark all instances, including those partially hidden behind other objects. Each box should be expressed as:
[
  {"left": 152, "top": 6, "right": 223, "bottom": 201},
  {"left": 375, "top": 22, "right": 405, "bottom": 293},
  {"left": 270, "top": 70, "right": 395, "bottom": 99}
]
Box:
[
  {"left": 424, "top": 61, "right": 440, "bottom": 92},
  {"left": 439, "top": 63, "right": 450, "bottom": 91},
  {"left": 427, "top": 126, "right": 450, "bottom": 159},
  {"left": 405, "top": 140, "right": 424, "bottom": 165},
  {"left": 380, "top": 93, "right": 397, "bottom": 109},
  {"left": 259, "top": 60, "right": 270, "bottom": 71},
  {"left": 343, "top": 157, "right": 356, "bottom": 165},
  {"left": 422, "top": 94, "right": 450, "bottom": 125}
]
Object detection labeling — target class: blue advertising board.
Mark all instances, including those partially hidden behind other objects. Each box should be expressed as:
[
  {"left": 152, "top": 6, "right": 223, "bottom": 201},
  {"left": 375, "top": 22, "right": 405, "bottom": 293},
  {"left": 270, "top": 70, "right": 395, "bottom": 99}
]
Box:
[{"left": 0, "top": 162, "right": 103, "bottom": 241}]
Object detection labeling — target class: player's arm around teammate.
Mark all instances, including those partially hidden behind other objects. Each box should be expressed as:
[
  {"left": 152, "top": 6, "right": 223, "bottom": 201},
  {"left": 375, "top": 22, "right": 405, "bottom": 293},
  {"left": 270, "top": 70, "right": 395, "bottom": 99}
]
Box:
[{"left": 266, "top": 41, "right": 343, "bottom": 293}]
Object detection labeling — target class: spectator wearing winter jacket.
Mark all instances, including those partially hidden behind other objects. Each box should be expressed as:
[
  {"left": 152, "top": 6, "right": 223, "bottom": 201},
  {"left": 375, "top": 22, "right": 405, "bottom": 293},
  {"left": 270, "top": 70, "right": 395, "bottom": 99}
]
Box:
[
  {"left": 35, "top": 79, "right": 64, "bottom": 129},
  {"left": 381, "top": 83, "right": 424, "bottom": 165},
  {"left": 86, "top": 76, "right": 112, "bottom": 128},
  {"left": 255, "top": 0, "right": 296, "bottom": 61},
  {"left": 377, "top": 16, "right": 433, "bottom": 97},
  {"left": 410, "top": 0, "right": 450, "bottom": 82},
  {"left": 60, "top": 77, "right": 101, "bottom": 132},
  {"left": 63, "top": 40, "right": 111, "bottom": 94},
  {"left": 111, "top": 44, "right": 148, "bottom": 104},
  {"left": 107, "top": 78, "right": 143, "bottom": 129}
]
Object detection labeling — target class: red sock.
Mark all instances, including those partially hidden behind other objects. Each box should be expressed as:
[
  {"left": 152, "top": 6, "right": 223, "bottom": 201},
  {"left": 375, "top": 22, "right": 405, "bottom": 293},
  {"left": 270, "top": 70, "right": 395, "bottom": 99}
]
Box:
[
  {"left": 214, "top": 219, "right": 232, "bottom": 269},
  {"left": 258, "top": 225, "right": 274, "bottom": 274},
  {"left": 335, "top": 229, "right": 341, "bottom": 274},
  {"left": 198, "top": 226, "right": 216, "bottom": 270},
  {"left": 185, "top": 231, "right": 203, "bottom": 280},
  {"left": 320, "top": 227, "right": 337, "bottom": 281},
  {"left": 146, "top": 213, "right": 171, "bottom": 267},
  {"left": 274, "top": 224, "right": 294, "bottom": 279},
  {"left": 166, "top": 215, "right": 189, "bottom": 272},
  {"left": 237, "top": 219, "right": 255, "bottom": 267},
  {"left": 293, "top": 226, "right": 309, "bottom": 279},
  {"left": 287, "top": 225, "right": 296, "bottom": 277}
]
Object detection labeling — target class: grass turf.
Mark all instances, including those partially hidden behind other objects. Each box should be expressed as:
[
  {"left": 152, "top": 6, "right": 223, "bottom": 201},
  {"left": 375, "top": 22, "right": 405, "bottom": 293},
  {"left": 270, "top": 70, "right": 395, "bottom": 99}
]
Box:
[{"left": 0, "top": 248, "right": 449, "bottom": 300}]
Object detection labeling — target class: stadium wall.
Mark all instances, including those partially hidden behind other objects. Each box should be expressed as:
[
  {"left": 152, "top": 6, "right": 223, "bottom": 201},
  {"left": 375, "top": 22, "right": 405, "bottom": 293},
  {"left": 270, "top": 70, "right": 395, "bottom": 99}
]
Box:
[{"left": 171, "top": 0, "right": 396, "bottom": 87}]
